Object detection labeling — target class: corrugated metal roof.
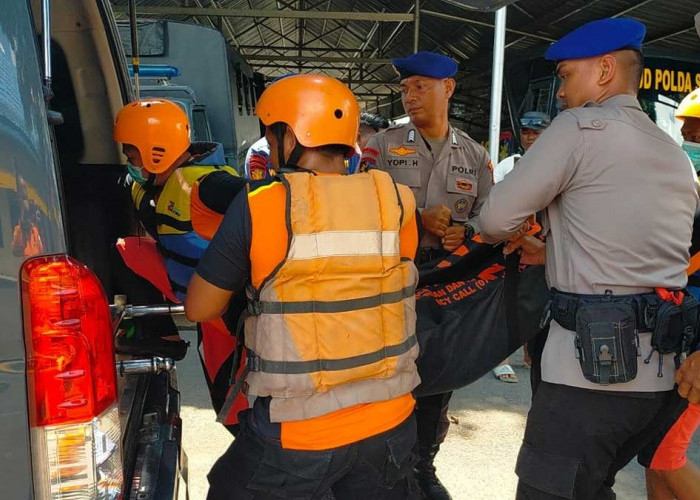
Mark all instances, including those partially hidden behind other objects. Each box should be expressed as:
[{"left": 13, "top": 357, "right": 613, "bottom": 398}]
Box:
[
  {"left": 110, "top": 0, "right": 700, "bottom": 124},
  {"left": 111, "top": 1, "right": 700, "bottom": 74}
]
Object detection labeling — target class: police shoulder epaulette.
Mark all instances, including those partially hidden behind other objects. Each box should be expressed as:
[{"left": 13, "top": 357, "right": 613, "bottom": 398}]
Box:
[
  {"left": 452, "top": 128, "right": 472, "bottom": 140},
  {"left": 452, "top": 128, "right": 479, "bottom": 147},
  {"left": 568, "top": 107, "right": 608, "bottom": 131},
  {"left": 384, "top": 122, "right": 406, "bottom": 133}
]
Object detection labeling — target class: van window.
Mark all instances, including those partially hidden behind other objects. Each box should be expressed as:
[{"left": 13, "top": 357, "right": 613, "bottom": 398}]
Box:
[
  {"left": 0, "top": 0, "right": 63, "bottom": 268},
  {"left": 192, "top": 109, "right": 211, "bottom": 142}
]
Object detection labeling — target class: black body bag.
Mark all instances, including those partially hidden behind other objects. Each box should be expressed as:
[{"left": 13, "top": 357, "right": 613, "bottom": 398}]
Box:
[{"left": 413, "top": 239, "right": 549, "bottom": 397}]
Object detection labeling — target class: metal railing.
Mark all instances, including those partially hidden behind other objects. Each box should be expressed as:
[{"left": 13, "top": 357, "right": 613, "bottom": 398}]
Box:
[
  {"left": 111, "top": 295, "right": 184, "bottom": 376},
  {"left": 117, "top": 356, "right": 175, "bottom": 376}
]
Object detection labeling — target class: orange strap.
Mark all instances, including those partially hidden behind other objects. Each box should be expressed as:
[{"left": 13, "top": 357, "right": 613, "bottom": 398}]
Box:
[
  {"left": 199, "top": 320, "right": 249, "bottom": 425},
  {"left": 687, "top": 252, "right": 700, "bottom": 276},
  {"left": 656, "top": 287, "right": 684, "bottom": 307}
]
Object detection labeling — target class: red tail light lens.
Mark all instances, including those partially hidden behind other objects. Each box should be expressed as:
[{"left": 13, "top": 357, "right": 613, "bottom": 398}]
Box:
[{"left": 22, "top": 255, "right": 117, "bottom": 427}]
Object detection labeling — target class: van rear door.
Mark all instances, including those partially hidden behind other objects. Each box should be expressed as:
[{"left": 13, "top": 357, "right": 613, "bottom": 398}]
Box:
[{"left": 0, "top": 1, "right": 68, "bottom": 498}]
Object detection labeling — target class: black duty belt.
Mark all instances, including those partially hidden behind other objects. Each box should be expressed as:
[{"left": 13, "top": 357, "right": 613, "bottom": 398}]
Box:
[{"left": 543, "top": 288, "right": 667, "bottom": 333}]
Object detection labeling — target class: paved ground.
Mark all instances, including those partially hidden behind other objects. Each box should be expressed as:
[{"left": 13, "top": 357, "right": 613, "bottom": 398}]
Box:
[{"left": 176, "top": 330, "right": 699, "bottom": 499}]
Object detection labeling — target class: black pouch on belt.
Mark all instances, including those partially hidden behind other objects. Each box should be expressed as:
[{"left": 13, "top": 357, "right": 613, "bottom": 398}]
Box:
[
  {"left": 574, "top": 303, "right": 639, "bottom": 385},
  {"left": 650, "top": 294, "right": 699, "bottom": 357}
]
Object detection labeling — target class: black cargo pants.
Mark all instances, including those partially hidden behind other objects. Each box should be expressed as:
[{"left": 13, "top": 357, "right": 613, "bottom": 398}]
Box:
[
  {"left": 515, "top": 382, "right": 684, "bottom": 500},
  {"left": 415, "top": 392, "right": 453, "bottom": 448},
  {"left": 207, "top": 411, "right": 419, "bottom": 499}
]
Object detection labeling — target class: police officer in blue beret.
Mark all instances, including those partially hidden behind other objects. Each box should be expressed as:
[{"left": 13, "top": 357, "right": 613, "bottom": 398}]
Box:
[
  {"left": 480, "top": 18, "right": 699, "bottom": 500},
  {"left": 362, "top": 51, "right": 495, "bottom": 500}
]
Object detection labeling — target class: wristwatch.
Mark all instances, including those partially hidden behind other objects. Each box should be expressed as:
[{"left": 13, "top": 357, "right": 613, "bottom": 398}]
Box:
[{"left": 462, "top": 222, "right": 476, "bottom": 241}]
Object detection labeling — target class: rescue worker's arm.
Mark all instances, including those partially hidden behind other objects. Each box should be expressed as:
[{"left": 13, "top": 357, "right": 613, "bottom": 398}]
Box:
[
  {"left": 675, "top": 351, "right": 700, "bottom": 404},
  {"left": 479, "top": 113, "right": 581, "bottom": 244},
  {"left": 185, "top": 190, "right": 251, "bottom": 322},
  {"left": 185, "top": 274, "right": 233, "bottom": 321},
  {"left": 465, "top": 149, "right": 495, "bottom": 236}
]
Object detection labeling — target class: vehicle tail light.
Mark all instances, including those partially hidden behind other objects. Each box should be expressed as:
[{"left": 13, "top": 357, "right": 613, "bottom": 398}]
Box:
[{"left": 22, "top": 255, "right": 122, "bottom": 499}]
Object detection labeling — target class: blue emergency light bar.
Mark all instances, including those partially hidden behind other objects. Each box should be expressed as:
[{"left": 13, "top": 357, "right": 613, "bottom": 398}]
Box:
[{"left": 128, "top": 64, "right": 182, "bottom": 79}]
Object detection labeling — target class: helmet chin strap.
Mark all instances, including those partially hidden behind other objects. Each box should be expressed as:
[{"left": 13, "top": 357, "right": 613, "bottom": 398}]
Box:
[
  {"left": 143, "top": 173, "right": 156, "bottom": 191},
  {"left": 274, "top": 125, "right": 308, "bottom": 174}
]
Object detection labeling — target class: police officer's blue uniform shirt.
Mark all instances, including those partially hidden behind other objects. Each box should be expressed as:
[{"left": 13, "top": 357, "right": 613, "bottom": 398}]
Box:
[
  {"left": 545, "top": 18, "right": 646, "bottom": 61},
  {"left": 391, "top": 51, "right": 458, "bottom": 80}
]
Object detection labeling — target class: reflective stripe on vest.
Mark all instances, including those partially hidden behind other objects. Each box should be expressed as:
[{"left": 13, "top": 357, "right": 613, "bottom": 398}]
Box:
[
  {"left": 248, "top": 284, "right": 415, "bottom": 315},
  {"left": 247, "top": 333, "right": 418, "bottom": 374},
  {"left": 288, "top": 231, "right": 400, "bottom": 260},
  {"left": 244, "top": 169, "right": 420, "bottom": 423}
]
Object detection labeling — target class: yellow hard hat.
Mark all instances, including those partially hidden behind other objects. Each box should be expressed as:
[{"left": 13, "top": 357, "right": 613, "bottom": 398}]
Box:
[{"left": 676, "top": 88, "right": 700, "bottom": 120}]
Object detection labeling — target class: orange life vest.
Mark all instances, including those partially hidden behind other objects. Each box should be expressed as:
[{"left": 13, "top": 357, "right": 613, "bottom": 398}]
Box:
[{"left": 244, "top": 170, "right": 420, "bottom": 423}]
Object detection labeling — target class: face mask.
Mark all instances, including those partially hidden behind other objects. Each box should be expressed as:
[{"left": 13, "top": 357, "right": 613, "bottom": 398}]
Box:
[
  {"left": 682, "top": 141, "right": 700, "bottom": 173},
  {"left": 127, "top": 163, "right": 149, "bottom": 185}
]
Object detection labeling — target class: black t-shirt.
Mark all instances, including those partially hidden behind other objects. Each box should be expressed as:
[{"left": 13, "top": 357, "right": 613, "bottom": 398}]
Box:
[
  {"left": 195, "top": 179, "right": 277, "bottom": 293},
  {"left": 196, "top": 170, "right": 248, "bottom": 214}
]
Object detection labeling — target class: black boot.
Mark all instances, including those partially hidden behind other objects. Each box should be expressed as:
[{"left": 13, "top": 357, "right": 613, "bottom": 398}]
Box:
[{"left": 414, "top": 444, "right": 452, "bottom": 500}]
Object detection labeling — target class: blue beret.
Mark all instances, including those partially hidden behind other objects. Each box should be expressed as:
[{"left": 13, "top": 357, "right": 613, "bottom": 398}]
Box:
[
  {"left": 392, "top": 51, "right": 458, "bottom": 80},
  {"left": 545, "top": 18, "right": 646, "bottom": 61}
]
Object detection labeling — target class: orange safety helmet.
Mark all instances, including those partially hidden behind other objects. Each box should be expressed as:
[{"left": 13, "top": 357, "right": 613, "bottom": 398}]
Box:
[
  {"left": 676, "top": 88, "right": 700, "bottom": 121},
  {"left": 114, "top": 99, "right": 190, "bottom": 174},
  {"left": 255, "top": 74, "right": 359, "bottom": 153}
]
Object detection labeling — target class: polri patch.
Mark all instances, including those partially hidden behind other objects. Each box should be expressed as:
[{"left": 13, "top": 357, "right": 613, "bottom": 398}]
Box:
[{"left": 455, "top": 198, "right": 468, "bottom": 213}]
